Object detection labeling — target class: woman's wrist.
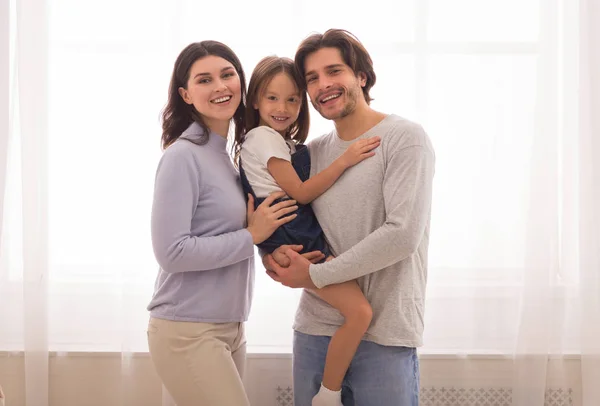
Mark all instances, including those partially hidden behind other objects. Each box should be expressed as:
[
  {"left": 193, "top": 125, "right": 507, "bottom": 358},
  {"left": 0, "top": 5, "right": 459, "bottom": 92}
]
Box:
[{"left": 246, "top": 226, "right": 259, "bottom": 244}]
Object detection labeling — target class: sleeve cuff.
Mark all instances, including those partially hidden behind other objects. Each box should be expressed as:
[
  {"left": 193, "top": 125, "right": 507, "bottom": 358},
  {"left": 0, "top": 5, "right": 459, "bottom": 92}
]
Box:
[
  {"left": 241, "top": 228, "right": 256, "bottom": 256},
  {"left": 309, "top": 263, "right": 328, "bottom": 289}
]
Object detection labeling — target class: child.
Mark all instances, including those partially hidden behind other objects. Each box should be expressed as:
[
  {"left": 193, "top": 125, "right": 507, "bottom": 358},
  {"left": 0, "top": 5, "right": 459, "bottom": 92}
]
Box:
[{"left": 236, "top": 56, "right": 380, "bottom": 406}]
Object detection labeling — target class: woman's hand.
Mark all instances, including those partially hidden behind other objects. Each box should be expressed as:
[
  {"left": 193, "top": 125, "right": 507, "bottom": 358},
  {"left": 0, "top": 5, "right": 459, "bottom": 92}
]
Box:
[{"left": 246, "top": 191, "right": 298, "bottom": 244}]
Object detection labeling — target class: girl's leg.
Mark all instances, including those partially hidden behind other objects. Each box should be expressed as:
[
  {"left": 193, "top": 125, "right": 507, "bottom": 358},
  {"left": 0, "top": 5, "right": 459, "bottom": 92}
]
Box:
[
  {"left": 147, "top": 318, "right": 250, "bottom": 406},
  {"left": 314, "top": 281, "right": 373, "bottom": 391}
]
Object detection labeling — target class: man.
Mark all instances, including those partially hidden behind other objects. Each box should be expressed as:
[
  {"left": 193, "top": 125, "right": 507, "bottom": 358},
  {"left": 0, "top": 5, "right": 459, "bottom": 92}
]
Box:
[{"left": 265, "top": 29, "right": 435, "bottom": 406}]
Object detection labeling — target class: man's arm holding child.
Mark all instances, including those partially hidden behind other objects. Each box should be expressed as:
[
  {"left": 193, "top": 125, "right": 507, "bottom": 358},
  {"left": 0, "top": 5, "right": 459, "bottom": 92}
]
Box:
[{"left": 266, "top": 125, "right": 435, "bottom": 289}]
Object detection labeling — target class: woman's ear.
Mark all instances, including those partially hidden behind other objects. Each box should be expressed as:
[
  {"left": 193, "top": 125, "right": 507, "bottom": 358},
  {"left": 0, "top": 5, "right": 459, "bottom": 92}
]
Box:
[{"left": 178, "top": 87, "right": 192, "bottom": 104}]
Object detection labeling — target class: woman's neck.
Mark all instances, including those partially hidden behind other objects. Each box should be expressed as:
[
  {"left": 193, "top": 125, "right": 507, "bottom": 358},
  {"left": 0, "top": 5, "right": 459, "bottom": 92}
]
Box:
[{"left": 206, "top": 118, "right": 230, "bottom": 139}]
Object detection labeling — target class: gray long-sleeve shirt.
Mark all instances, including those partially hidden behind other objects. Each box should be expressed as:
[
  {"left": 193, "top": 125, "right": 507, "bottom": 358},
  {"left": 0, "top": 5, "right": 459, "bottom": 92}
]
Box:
[
  {"left": 147, "top": 122, "right": 255, "bottom": 322},
  {"left": 294, "top": 114, "right": 435, "bottom": 347}
]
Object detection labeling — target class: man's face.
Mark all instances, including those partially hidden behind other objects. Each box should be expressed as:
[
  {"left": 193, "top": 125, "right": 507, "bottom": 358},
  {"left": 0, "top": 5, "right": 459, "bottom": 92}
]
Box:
[{"left": 303, "top": 47, "right": 366, "bottom": 121}]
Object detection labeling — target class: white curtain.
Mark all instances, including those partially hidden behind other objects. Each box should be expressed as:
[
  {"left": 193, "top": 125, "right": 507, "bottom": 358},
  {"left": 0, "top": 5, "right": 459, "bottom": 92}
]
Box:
[
  {"left": 578, "top": 0, "right": 600, "bottom": 404},
  {"left": 1, "top": 0, "right": 599, "bottom": 405},
  {"left": 511, "top": 0, "right": 600, "bottom": 403}
]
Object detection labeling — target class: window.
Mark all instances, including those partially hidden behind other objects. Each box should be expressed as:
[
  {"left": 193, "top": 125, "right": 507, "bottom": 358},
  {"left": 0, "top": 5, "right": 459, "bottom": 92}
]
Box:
[{"left": 3, "top": 0, "right": 572, "bottom": 354}]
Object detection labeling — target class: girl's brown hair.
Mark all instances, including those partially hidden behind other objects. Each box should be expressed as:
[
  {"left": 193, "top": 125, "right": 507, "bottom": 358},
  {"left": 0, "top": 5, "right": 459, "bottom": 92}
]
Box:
[
  {"left": 161, "top": 41, "right": 247, "bottom": 151},
  {"left": 234, "top": 56, "right": 309, "bottom": 166}
]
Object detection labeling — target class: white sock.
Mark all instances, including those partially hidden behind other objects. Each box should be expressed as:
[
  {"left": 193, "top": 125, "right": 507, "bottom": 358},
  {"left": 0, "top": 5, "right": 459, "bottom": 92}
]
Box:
[{"left": 312, "top": 383, "right": 343, "bottom": 406}]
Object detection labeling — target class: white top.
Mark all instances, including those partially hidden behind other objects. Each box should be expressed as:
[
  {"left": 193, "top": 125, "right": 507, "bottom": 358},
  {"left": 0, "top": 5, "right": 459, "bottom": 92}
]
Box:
[{"left": 240, "top": 126, "right": 296, "bottom": 198}]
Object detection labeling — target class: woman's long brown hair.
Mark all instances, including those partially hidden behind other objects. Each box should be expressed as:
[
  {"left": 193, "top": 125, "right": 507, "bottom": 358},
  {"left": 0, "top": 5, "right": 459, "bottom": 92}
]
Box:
[{"left": 161, "top": 41, "right": 247, "bottom": 151}]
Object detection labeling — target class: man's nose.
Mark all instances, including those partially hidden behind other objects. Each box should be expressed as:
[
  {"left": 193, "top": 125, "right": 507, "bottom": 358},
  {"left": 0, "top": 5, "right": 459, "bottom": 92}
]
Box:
[{"left": 318, "top": 76, "right": 333, "bottom": 91}]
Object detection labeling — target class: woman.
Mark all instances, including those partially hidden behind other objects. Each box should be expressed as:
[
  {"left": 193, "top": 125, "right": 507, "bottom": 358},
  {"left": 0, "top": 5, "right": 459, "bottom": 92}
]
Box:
[{"left": 146, "top": 41, "right": 298, "bottom": 406}]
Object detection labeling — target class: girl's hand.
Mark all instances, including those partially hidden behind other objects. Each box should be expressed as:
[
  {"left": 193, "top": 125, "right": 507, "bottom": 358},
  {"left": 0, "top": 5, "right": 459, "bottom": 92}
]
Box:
[
  {"left": 339, "top": 136, "right": 381, "bottom": 168},
  {"left": 246, "top": 192, "right": 298, "bottom": 244},
  {"left": 266, "top": 245, "right": 326, "bottom": 268}
]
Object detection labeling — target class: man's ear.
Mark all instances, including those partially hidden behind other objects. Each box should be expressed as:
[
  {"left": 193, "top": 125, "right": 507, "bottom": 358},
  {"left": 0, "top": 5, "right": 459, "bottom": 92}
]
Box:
[
  {"left": 178, "top": 87, "right": 192, "bottom": 104},
  {"left": 358, "top": 72, "right": 367, "bottom": 87}
]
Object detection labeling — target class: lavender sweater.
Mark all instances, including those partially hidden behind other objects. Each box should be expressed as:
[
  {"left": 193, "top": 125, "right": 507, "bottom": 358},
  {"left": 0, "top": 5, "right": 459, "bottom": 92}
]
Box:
[{"left": 147, "top": 122, "right": 255, "bottom": 322}]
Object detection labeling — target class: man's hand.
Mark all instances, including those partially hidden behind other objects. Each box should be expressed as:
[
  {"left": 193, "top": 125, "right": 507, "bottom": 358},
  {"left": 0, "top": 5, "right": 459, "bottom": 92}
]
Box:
[{"left": 265, "top": 248, "right": 318, "bottom": 289}]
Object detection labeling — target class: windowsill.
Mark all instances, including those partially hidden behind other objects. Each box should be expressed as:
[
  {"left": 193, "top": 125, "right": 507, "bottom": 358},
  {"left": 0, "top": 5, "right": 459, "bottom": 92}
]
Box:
[{"left": 0, "top": 349, "right": 583, "bottom": 360}]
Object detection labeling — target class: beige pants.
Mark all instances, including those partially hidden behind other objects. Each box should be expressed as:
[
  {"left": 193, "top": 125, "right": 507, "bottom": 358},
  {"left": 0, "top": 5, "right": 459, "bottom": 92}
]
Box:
[{"left": 147, "top": 317, "right": 249, "bottom": 406}]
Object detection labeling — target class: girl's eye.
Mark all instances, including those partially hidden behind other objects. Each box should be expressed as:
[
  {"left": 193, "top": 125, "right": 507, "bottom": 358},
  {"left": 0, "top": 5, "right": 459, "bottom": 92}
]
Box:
[
  {"left": 199, "top": 78, "right": 210, "bottom": 84},
  {"left": 223, "top": 72, "right": 235, "bottom": 79},
  {"left": 267, "top": 96, "right": 277, "bottom": 101}
]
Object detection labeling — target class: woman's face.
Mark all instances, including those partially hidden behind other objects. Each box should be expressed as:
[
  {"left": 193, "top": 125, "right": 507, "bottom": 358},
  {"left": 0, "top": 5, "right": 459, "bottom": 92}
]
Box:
[{"left": 179, "top": 55, "right": 242, "bottom": 132}]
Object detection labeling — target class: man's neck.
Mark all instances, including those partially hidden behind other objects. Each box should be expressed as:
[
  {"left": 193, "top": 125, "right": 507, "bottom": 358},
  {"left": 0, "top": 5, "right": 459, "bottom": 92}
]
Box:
[{"left": 334, "top": 105, "right": 387, "bottom": 141}]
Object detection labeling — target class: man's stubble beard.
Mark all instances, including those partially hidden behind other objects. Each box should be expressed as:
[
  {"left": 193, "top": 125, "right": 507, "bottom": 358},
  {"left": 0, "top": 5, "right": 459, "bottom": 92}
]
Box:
[{"left": 311, "top": 85, "right": 362, "bottom": 121}]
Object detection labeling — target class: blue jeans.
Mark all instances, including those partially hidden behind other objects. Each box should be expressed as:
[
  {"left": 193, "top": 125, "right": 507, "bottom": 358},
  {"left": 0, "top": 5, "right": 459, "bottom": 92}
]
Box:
[{"left": 293, "top": 331, "right": 420, "bottom": 406}]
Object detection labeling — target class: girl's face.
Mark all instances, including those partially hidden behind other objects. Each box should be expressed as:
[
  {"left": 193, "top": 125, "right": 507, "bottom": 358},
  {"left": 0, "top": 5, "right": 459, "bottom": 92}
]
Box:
[
  {"left": 254, "top": 72, "right": 302, "bottom": 136},
  {"left": 179, "top": 55, "right": 242, "bottom": 134}
]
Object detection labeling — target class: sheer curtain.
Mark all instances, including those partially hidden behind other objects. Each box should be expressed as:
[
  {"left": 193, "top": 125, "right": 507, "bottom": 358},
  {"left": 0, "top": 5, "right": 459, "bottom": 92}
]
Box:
[
  {"left": 578, "top": 0, "right": 600, "bottom": 404},
  {"left": 1, "top": 0, "right": 599, "bottom": 405}
]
